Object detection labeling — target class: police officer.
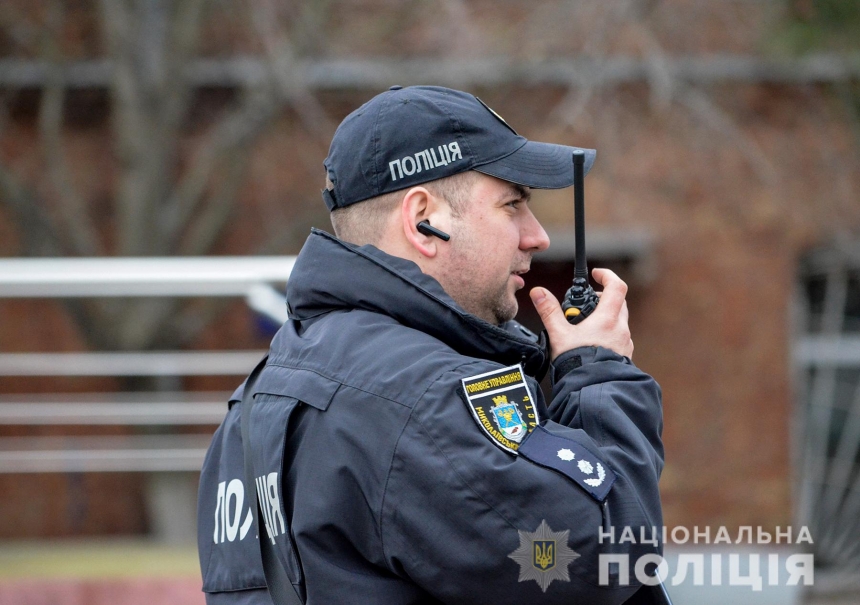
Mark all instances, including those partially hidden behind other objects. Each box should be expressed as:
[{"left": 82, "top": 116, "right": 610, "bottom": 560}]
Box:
[{"left": 198, "top": 85, "right": 664, "bottom": 604}]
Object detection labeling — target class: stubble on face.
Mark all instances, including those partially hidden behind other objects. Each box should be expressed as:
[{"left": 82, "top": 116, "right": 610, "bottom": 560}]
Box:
[
  {"left": 441, "top": 219, "right": 529, "bottom": 326},
  {"left": 425, "top": 173, "right": 541, "bottom": 326}
]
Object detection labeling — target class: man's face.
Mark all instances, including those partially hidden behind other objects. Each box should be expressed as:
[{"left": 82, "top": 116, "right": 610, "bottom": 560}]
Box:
[{"left": 437, "top": 173, "right": 550, "bottom": 325}]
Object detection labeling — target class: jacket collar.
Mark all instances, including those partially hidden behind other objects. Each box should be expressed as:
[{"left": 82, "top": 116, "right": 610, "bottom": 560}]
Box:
[{"left": 287, "top": 229, "right": 549, "bottom": 378}]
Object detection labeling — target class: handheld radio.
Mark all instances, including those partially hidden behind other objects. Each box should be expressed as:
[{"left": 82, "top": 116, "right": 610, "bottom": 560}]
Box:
[
  {"left": 560, "top": 151, "right": 675, "bottom": 605},
  {"left": 561, "top": 150, "right": 600, "bottom": 325}
]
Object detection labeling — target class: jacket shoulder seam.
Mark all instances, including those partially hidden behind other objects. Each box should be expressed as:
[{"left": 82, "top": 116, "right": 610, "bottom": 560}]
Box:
[
  {"left": 265, "top": 361, "right": 413, "bottom": 409},
  {"left": 379, "top": 361, "right": 520, "bottom": 571}
]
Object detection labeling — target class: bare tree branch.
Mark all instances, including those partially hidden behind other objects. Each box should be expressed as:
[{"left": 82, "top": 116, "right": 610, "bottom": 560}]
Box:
[
  {"left": 160, "top": 297, "right": 234, "bottom": 350},
  {"left": 269, "top": 0, "right": 331, "bottom": 58},
  {"left": 678, "top": 86, "right": 778, "bottom": 186},
  {"left": 92, "top": 0, "right": 248, "bottom": 352},
  {"left": 117, "top": 298, "right": 183, "bottom": 351},
  {"left": 636, "top": 24, "right": 675, "bottom": 112},
  {"left": 99, "top": 0, "right": 153, "bottom": 256},
  {"left": 836, "top": 82, "right": 860, "bottom": 163},
  {"left": 0, "top": 4, "right": 39, "bottom": 51},
  {"left": 98, "top": 0, "right": 207, "bottom": 256},
  {"left": 4, "top": 1, "right": 312, "bottom": 356},
  {"left": 161, "top": 86, "right": 276, "bottom": 247},
  {"left": 0, "top": 163, "right": 64, "bottom": 257},
  {"left": 179, "top": 141, "right": 252, "bottom": 255},
  {"left": 3, "top": 54, "right": 860, "bottom": 91},
  {"left": 93, "top": 0, "right": 306, "bottom": 351},
  {"left": 255, "top": 205, "right": 325, "bottom": 255},
  {"left": 251, "top": 0, "right": 336, "bottom": 139},
  {"left": 163, "top": 0, "right": 334, "bottom": 252},
  {"left": 439, "top": 0, "right": 484, "bottom": 56},
  {"left": 0, "top": 8, "right": 71, "bottom": 260},
  {"left": 38, "top": 0, "right": 102, "bottom": 257},
  {"left": 549, "top": 0, "right": 630, "bottom": 128},
  {"left": 552, "top": 0, "right": 674, "bottom": 126},
  {"left": 811, "top": 85, "right": 858, "bottom": 226},
  {"left": 154, "top": 0, "right": 207, "bottom": 249}
]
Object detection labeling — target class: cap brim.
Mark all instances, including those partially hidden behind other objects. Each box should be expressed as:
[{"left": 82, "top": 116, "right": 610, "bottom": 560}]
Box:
[{"left": 473, "top": 141, "right": 596, "bottom": 189}]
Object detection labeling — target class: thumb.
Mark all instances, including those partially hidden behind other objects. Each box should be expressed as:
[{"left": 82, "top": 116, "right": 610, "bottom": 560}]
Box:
[{"left": 529, "top": 287, "right": 568, "bottom": 336}]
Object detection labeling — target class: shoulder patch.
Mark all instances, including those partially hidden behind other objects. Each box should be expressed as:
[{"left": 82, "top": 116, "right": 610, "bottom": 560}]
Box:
[
  {"left": 460, "top": 364, "right": 539, "bottom": 454},
  {"left": 518, "top": 426, "right": 616, "bottom": 502}
]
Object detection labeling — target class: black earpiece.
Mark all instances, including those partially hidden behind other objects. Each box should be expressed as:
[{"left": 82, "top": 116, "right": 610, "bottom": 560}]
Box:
[{"left": 417, "top": 221, "right": 451, "bottom": 241}]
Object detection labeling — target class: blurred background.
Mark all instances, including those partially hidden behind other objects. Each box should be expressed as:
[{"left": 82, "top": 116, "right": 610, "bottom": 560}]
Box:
[{"left": 0, "top": 0, "right": 859, "bottom": 604}]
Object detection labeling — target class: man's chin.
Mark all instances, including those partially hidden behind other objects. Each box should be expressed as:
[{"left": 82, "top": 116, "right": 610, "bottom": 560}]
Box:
[{"left": 492, "top": 299, "right": 519, "bottom": 325}]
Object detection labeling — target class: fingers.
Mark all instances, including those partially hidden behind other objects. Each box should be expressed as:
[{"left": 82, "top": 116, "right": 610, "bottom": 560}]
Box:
[
  {"left": 620, "top": 300, "right": 633, "bottom": 358},
  {"left": 591, "top": 268, "right": 627, "bottom": 316},
  {"left": 529, "top": 287, "right": 568, "bottom": 337},
  {"left": 531, "top": 280, "right": 634, "bottom": 361}
]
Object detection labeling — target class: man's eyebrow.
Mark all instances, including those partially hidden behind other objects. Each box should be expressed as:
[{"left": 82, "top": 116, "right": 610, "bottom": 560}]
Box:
[{"left": 499, "top": 184, "right": 531, "bottom": 204}]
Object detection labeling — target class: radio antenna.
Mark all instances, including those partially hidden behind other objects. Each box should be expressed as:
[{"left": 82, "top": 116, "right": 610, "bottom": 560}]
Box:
[
  {"left": 573, "top": 151, "right": 588, "bottom": 280},
  {"left": 562, "top": 150, "right": 599, "bottom": 324}
]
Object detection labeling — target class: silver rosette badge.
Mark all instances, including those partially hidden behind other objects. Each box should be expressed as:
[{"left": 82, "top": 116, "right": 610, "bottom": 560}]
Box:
[{"left": 508, "top": 519, "right": 580, "bottom": 592}]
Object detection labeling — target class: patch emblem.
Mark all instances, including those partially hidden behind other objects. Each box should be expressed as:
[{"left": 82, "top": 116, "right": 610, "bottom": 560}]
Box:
[
  {"left": 461, "top": 364, "right": 539, "bottom": 454},
  {"left": 490, "top": 396, "right": 527, "bottom": 442},
  {"left": 509, "top": 519, "right": 580, "bottom": 592}
]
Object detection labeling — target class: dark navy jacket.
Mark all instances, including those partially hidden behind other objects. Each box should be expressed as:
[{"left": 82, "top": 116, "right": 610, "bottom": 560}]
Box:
[{"left": 198, "top": 229, "right": 664, "bottom": 605}]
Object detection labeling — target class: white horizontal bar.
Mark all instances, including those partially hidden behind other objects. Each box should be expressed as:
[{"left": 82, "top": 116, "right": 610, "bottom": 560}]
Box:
[
  {"left": 794, "top": 336, "right": 860, "bottom": 366},
  {"left": 0, "top": 256, "right": 295, "bottom": 297},
  {"left": 0, "top": 402, "right": 226, "bottom": 425},
  {"left": 246, "top": 283, "right": 290, "bottom": 323},
  {"left": 0, "top": 351, "right": 265, "bottom": 376},
  {"left": 0, "top": 449, "right": 208, "bottom": 473},
  {"left": 0, "top": 390, "right": 230, "bottom": 404},
  {"left": 0, "top": 435, "right": 212, "bottom": 473}
]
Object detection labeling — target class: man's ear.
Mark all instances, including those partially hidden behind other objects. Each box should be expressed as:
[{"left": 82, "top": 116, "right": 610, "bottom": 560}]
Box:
[{"left": 400, "top": 187, "right": 450, "bottom": 258}]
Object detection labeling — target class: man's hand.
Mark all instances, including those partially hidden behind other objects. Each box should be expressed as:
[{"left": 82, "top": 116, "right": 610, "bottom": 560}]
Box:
[{"left": 529, "top": 268, "right": 633, "bottom": 361}]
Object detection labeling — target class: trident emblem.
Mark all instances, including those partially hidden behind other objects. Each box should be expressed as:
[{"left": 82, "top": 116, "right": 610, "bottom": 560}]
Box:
[
  {"left": 533, "top": 540, "right": 556, "bottom": 571},
  {"left": 510, "top": 520, "right": 579, "bottom": 592}
]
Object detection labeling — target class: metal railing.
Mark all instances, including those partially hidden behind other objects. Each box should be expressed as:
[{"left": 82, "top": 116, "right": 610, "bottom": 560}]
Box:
[
  {"left": 0, "top": 391, "right": 232, "bottom": 473},
  {"left": 0, "top": 256, "right": 294, "bottom": 474}
]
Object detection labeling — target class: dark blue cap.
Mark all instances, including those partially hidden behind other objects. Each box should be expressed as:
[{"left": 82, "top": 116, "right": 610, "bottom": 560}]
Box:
[{"left": 322, "top": 85, "right": 596, "bottom": 210}]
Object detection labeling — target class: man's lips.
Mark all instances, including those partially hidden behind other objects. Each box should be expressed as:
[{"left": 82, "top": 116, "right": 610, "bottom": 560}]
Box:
[{"left": 511, "top": 268, "right": 529, "bottom": 288}]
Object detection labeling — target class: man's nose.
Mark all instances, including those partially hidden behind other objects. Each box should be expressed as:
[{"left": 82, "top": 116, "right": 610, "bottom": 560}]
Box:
[{"left": 521, "top": 209, "right": 550, "bottom": 252}]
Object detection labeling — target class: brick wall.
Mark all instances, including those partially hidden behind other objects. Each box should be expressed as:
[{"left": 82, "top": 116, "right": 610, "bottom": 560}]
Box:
[{"left": 2, "top": 1, "right": 860, "bottom": 539}]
